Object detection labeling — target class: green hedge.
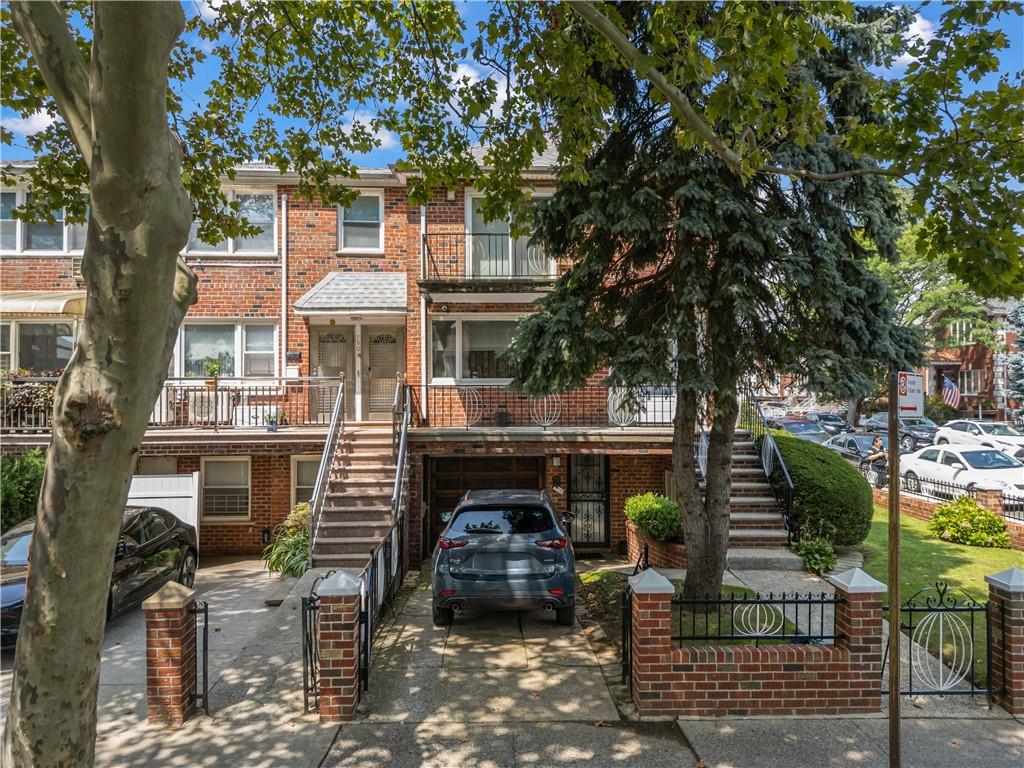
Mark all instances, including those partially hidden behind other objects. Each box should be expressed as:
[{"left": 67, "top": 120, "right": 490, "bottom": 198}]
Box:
[
  {"left": 928, "top": 497, "right": 1010, "bottom": 548},
  {"left": 624, "top": 492, "right": 682, "bottom": 542},
  {"left": 1, "top": 450, "right": 45, "bottom": 533},
  {"left": 764, "top": 433, "right": 873, "bottom": 547}
]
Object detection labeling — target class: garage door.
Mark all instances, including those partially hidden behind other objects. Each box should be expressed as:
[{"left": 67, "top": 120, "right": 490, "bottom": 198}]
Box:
[{"left": 427, "top": 456, "right": 544, "bottom": 552}]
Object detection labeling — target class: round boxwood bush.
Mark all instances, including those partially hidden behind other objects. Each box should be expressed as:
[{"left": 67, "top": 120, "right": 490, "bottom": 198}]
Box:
[
  {"left": 624, "top": 492, "right": 682, "bottom": 542},
  {"left": 763, "top": 433, "right": 873, "bottom": 547},
  {"left": 928, "top": 496, "right": 1010, "bottom": 548}
]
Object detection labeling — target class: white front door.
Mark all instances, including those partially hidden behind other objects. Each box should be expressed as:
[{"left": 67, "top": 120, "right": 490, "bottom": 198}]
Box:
[
  {"left": 313, "top": 327, "right": 350, "bottom": 419},
  {"left": 366, "top": 327, "right": 402, "bottom": 419}
]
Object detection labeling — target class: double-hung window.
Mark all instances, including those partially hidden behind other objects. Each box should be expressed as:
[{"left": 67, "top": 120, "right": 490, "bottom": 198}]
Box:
[
  {"left": 338, "top": 193, "right": 384, "bottom": 251},
  {"left": 959, "top": 369, "right": 983, "bottom": 395},
  {"left": 0, "top": 323, "right": 11, "bottom": 371},
  {"left": 186, "top": 190, "right": 276, "bottom": 255},
  {"left": 0, "top": 190, "right": 88, "bottom": 253},
  {"left": 178, "top": 322, "right": 277, "bottom": 378},
  {"left": 292, "top": 456, "right": 319, "bottom": 506},
  {"left": 429, "top": 317, "right": 518, "bottom": 381},
  {"left": 949, "top": 321, "right": 974, "bottom": 345},
  {"left": 0, "top": 321, "right": 76, "bottom": 372},
  {"left": 201, "top": 457, "right": 250, "bottom": 521}
]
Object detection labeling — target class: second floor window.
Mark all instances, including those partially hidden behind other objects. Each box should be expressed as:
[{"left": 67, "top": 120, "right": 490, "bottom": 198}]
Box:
[
  {"left": 959, "top": 369, "right": 983, "bottom": 395},
  {"left": 338, "top": 193, "right": 383, "bottom": 251},
  {"left": 468, "top": 196, "right": 550, "bottom": 279},
  {"left": 1, "top": 191, "right": 88, "bottom": 254},
  {"left": 187, "top": 191, "right": 276, "bottom": 255},
  {"left": 949, "top": 321, "right": 974, "bottom": 345}
]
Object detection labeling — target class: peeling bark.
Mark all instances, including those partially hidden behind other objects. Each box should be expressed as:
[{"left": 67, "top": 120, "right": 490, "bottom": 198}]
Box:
[{"left": 3, "top": 3, "right": 196, "bottom": 766}]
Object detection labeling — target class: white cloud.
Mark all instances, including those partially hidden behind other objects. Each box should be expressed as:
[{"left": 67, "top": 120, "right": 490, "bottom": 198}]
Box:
[
  {"left": 194, "top": 0, "right": 222, "bottom": 22},
  {"left": 896, "top": 14, "right": 936, "bottom": 65},
  {"left": 453, "top": 61, "right": 508, "bottom": 117},
  {"left": 342, "top": 111, "right": 399, "bottom": 151},
  {"left": 2, "top": 110, "right": 56, "bottom": 136}
]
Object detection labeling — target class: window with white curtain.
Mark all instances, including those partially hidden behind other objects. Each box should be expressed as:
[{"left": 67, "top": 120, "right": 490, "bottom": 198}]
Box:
[
  {"left": 292, "top": 456, "right": 319, "bottom": 506},
  {"left": 430, "top": 320, "right": 457, "bottom": 380},
  {"left": 429, "top": 317, "right": 518, "bottom": 381},
  {"left": 184, "top": 324, "right": 236, "bottom": 378},
  {"left": 243, "top": 324, "right": 275, "bottom": 376}
]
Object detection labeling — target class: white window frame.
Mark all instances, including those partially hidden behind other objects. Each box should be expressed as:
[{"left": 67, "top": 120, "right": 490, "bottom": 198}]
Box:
[
  {"left": 949, "top": 320, "right": 974, "bottom": 345},
  {"left": 172, "top": 320, "right": 279, "bottom": 380},
  {"left": 184, "top": 188, "right": 278, "bottom": 257},
  {"left": 428, "top": 313, "right": 522, "bottom": 384},
  {"left": 1, "top": 318, "right": 79, "bottom": 372},
  {"left": 959, "top": 368, "right": 983, "bottom": 396},
  {"left": 337, "top": 190, "right": 384, "bottom": 254},
  {"left": 464, "top": 189, "right": 554, "bottom": 279},
  {"left": 200, "top": 456, "right": 251, "bottom": 523},
  {"left": 0, "top": 320, "right": 12, "bottom": 371},
  {"left": 0, "top": 188, "right": 88, "bottom": 256},
  {"left": 290, "top": 454, "right": 321, "bottom": 509}
]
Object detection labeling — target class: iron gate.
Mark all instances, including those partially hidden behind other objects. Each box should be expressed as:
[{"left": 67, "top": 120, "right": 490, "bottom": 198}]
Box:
[
  {"left": 882, "top": 581, "right": 1005, "bottom": 699},
  {"left": 568, "top": 454, "right": 610, "bottom": 547},
  {"left": 301, "top": 571, "right": 333, "bottom": 714}
]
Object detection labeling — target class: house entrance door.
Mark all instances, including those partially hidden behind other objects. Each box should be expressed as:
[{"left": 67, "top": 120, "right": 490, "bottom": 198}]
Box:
[
  {"left": 366, "top": 327, "right": 403, "bottom": 420},
  {"left": 568, "top": 454, "right": 610, "bottom": 548},
  {"left": 313, "top": 327, "right": 350, "bottom": 420}
]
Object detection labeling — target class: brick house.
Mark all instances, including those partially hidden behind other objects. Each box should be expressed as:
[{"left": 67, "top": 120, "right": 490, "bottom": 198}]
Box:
[{"left": 2, "top": 159, "right": 694, "bottom": 562}]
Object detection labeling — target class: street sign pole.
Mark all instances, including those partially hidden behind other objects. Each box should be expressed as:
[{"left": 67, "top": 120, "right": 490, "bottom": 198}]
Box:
[{"left": 888, "top": 371, "right": 901, "bottom": 768}]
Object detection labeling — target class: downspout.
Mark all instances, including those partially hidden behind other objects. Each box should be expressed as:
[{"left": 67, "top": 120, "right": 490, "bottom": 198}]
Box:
[
  {"left": 420, "top": 204, "right": 428, "bottom": 423},
  {"left": 281, "top": 192, "right": 288, "bottom": 376}
]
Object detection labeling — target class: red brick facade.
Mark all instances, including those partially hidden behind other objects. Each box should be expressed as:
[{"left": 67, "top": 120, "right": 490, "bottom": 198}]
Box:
[
  {"left": 625, "top": 520, "right": 686, "bottom": 569},
  {"left": 988, "top": 579, "right": 1024, "bottom": 715},
  {"left": 317, "top": 588, "right": 362, "bottom": 723},
  {"left": 143, "top": 587, "right": 198, "bottom": 728}
]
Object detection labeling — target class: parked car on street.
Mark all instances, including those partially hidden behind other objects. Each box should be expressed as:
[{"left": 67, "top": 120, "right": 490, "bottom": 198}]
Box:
[
  {"left": 934, "top": 420, "right": 1024, "bottom": 460},
  {"left": 899, "top": 445, "right": 1024, "bottom": 497},
  {"left": 431, "top": 489, "right": 576, "bottom": 627},
  {"left": 805, "top": 411, "right": 854, "bottom": 435},
  {"left": 863, "top": 413, "right": 938, "bottom": 452},
  {"left": 825, "top": 434, "right": 889, "bottom": 465},
  {"left": 766, "top": 418, "right": 830, "bottom": 444},
  {"left": 1, "top": 507, "right": 198, "bottom": 649}
]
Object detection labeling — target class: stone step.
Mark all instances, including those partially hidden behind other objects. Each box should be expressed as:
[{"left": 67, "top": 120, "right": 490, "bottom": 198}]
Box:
[
  {"left": 726, "top": 547, "right": 804, "bottom": 572},
  {"left": 728, "top": 529, "right": 789, "bottom": 547},
  {"left": 313, "top": 536, "right": 384, "bottom": 555},
  {"left": 728, "top": 512, "right": 787, "bottom": 529},
  {"left": 311, "top": 552, "right": 374, "bottom": 569},
  {"left": 336, "top": 453, "right": 395, "bottom": 465},
  {"left": 317, "top": 520, "right": 393, "bottom": 537},
  {"left": 325, "top": 491, "right": 392, "bottom": 505},
  {"left": 728, "top": 496, "right": 777, "bottom": 506},
  {"left": 730, "top": 466, "right": 765, "bottom": 475}
]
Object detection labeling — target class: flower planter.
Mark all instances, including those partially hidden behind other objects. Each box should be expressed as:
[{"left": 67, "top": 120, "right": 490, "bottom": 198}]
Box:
[{"left": 625, "top": 519, "right": 686, "bottom": 569}]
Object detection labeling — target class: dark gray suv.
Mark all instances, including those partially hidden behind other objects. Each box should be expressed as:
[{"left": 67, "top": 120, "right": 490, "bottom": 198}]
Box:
[{"left": 431, "top": 490, "right": 576, "bottom": 627}]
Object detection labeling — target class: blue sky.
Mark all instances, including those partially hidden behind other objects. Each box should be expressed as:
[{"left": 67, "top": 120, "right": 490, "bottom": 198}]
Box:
[{"left": 2, "top": 1, "right": 1021, "bottom": 166}]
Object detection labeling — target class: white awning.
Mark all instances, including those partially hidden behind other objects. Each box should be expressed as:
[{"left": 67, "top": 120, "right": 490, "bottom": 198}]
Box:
[{"left": 0, "top": 291, "right": 87, "bottom": 315}]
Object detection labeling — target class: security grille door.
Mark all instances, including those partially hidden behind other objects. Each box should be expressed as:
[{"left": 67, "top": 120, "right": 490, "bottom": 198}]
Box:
[
  {"left": 368, "top": 329, "right": 399, "bottom": 414},
  {"left": 315, "top": 329, "right": 347, "bottom": 418},
  {"left": 568, "top": 454, "right": 609, "bottom": 547}
]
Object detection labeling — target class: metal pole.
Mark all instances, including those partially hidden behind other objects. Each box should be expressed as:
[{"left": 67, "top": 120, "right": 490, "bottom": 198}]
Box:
[{"left": 888, "top": 372, "right": 901, "bottom": 768}]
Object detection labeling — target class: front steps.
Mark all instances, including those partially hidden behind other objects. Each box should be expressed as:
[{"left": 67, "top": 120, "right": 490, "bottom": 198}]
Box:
[{"left": 311, "top": 424, "right": 397, "bottom": 569}]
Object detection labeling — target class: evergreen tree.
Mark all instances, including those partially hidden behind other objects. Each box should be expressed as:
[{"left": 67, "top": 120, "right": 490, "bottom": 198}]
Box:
[
  {"left": 1006, "top": 300, "right": 1024, "bottom": 408},
  {"left": 502, "top": 6, "right": 918, "bottom": 597}
]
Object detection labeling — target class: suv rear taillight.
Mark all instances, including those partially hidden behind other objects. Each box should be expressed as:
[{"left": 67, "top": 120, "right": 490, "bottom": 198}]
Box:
[
  {"left": 536, "top": 537, "right": 568, "bottom": 549},
  {"left": 439, "top": 537, "right": 467, "bottom": 550}
]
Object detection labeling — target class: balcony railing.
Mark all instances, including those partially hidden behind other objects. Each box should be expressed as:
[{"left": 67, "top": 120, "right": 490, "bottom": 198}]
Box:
[
  {"left": 421, "top": 232, "right": 569, "bottom": 282},
  {"left": 2, "top": 375, "right": 342, "bottom": 433},
  {"left": 408, "top": 383, "right": 675, "bottom": 429}
]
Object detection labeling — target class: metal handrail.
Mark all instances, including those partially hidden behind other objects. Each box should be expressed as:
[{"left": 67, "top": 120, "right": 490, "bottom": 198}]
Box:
[
  {"left": 391, "top": 386, "right": 410, "bottom": 517},
  {"left": 309, "top": 374, "right": 346, "bottom": 560},
  {"left": 740, "top": 389, "right": 795, "bottom": 542}
]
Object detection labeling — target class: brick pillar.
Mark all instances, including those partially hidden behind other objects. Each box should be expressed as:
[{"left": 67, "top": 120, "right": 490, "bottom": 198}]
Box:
[
  {"left": 143, "top": 581, "right": 198, "bottom": 728},
  {"left": 830, "top": 567, "right": 886, "bottom": 711},
  {"left": 975, "top": 485, "right": 1005, "bottom": 517},
  {"left": 317, "top": 570, "right": 362, "bottom": 723},
  {"left": 628, "top": 567, "right": 675, "bottom": 718},
  {"left": 986, "top": 566, "right": 1024, "bottom": 715}
]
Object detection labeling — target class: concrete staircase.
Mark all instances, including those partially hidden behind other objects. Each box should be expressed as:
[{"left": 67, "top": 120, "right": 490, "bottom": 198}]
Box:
[{"left": 311, "top": 424, "right": 397, "bottom": 570}]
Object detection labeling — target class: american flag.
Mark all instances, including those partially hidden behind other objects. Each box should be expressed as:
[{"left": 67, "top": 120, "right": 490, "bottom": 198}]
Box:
[{"left": 942, "top": 375, "right": 961, "bottom": 409}]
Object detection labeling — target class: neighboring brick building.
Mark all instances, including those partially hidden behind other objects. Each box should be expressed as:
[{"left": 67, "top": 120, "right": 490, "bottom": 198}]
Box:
[{"left": 2, "top": 159, "right": 679, "bottom": 558}]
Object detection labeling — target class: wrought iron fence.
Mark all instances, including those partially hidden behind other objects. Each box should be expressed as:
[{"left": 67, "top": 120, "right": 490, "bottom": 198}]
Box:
[
  {"left": 882, "top": 581, "right": 1002, "bottom": 698},
  {"left": 422, "top": 231, "right": 567, "bottom": 281},
  {"left": 1001, "top": 490, "right": 1024, "bottom": 522},
  {"left": 408, "top": 384, "right": 676, "bottom": 429},
  {"left": 672, "top": 591, "right": 842, "bottom": 647},
  {"left": 862, "top": 467, "right": 979, "bottom": 503},
  {"left": 2, "top": 375, "right": 343, "bottom": 432},
  {"left": 621, "top": 586, "right": 633, "bottom": 684},
  {"left": 191, "top": 600, "right": 209, "bottom": 715}
]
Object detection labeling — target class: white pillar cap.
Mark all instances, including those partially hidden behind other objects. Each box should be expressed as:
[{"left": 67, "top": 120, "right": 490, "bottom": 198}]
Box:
[
  {"left": 828, "top": 567, "right": 887, "bottom": 594},
  {"left": 318, "top": 569, "right": 362, "bottom": 597},
  {"left": 628, "top": 567, "right": 674, "bottom": 594},
  {"left": 985, "top": 566, "right": 1024, "bottom": 595},
  {"left": 142, "top": 580, "right": 196, "bottom": 611}
]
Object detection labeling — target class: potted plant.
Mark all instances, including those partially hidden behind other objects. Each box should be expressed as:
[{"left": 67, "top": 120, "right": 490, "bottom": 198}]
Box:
[
  {"left": 264, "top": 411, "right": 278, "bottom": 432},
  {"left": 203, "top": 359, "right": 220, "bottom": 389}
]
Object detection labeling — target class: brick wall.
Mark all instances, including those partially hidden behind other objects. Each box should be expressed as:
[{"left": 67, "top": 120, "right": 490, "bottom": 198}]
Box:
[
  {"left": 628, "top": 571, "right": 884, "bottom": 718},
  {"left": 872, "top": 486, "right": 1024, "bottom": 552},
  {"left": 625, "top": 520, "right": 686, "bottom": 569},
  {"left": 610, "top": 455, "right": 673, "bottom": 550}
]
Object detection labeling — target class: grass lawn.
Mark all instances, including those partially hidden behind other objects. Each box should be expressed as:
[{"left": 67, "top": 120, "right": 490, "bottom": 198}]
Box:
[
  {"left": 577, "top": 571, "right": 795, "bottom": 650},
  {"left": 860, "top": 505, "right": 1022, "bottom": 686}
]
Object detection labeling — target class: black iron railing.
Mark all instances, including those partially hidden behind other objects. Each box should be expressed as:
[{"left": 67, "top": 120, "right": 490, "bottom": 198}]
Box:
[
  {"left": 308, "top": 377, "right": 346, "bottom": 562},
  {"left": 191, "top": 600, "right": 209, "bottom": 715},
  {"left": 672, "top": 591, "right": 842, "bottom": 647},
  {"left": 422, "top": 231, "right": 567, "bottom": 281}
]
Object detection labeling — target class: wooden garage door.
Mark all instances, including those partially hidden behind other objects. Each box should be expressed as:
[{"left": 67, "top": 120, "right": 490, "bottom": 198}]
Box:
[{"left": 427, "top": 456, "right": 544, "bottom": 550}]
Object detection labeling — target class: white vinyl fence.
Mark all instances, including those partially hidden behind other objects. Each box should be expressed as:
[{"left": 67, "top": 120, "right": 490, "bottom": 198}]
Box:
[{"left": 127, "top": 472, "right": 200, "bottom": 547}]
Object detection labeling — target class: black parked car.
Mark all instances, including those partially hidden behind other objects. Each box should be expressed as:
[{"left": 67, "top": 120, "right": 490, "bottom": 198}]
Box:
[
  {"left": 1, "top": 506, "right": 197, "bottom": 649},
  {"left": 863, "top": 413, "right": 938, "bottom": 452},
  {"left": 825, "top": 433, "right": 889, "bottom": 465},
  {"left": 806, "top": 411, "right": 854, "bottom": 436}
]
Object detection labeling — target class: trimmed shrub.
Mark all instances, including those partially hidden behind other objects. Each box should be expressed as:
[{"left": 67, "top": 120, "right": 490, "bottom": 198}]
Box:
[
  {"left": 624, "top": 492, "right": 682, "bottom": 542},
  {"left": 928, "top": 496, "right": 1010, "bottom": 548},
  {"left": 263, "top": 502, "right": 311, "bottom": 576},
  {"left": 764, "top": 433, "right": 873, "bottom": 547},
  {"left": 1, "top": 450, "right": 45, "bottom": 532}
]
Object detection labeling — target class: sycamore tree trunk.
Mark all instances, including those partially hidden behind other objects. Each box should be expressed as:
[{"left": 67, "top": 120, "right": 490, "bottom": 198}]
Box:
[{"left": 4, "top": 3, "right": 196, "bottom": 765}]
